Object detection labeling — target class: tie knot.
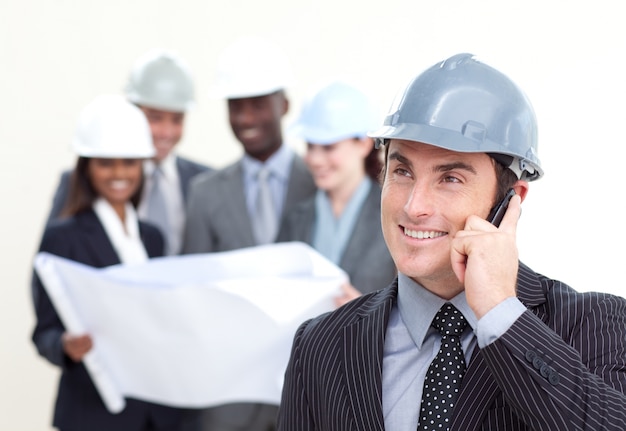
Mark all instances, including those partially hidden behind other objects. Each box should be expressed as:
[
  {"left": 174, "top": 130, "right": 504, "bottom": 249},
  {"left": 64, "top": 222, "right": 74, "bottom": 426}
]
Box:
[
  {"left": 432, "top": 303, "right": 467, "bottom": 337},
  {"left": 257, "top": 166, "right": 271, "bottom": 181},
  {"left": 152, "top": 166, "right": 165, "bottom": 179}
]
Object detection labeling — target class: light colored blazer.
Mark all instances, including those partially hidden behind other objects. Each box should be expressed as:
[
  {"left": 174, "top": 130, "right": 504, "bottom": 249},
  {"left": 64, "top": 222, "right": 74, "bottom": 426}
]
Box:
[
  {"left": 277, "top": 263, "right": 626, "bottom": 431},
  {"left": 277, "top": 181, "right": 396, "bottom": 294},
  {"left": 182, "top": 154, "right": 316, "bottom": 253}
]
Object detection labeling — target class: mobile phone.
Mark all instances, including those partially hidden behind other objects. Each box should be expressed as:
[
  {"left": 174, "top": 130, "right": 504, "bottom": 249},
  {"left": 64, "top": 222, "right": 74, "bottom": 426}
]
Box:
[{"left": 486, "top": 188, "right": 516, "bottom": 227}]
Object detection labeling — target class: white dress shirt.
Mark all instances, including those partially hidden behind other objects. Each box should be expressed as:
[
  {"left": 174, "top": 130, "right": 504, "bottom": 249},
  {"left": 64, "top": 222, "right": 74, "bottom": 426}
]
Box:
[{"left": 93, "top": 198, "right": 148, "bottom": 265}]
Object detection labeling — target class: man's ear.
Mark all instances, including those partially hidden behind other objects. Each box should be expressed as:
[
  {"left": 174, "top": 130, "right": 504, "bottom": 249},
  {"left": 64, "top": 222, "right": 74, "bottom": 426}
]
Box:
[{"left": 513, "top": 180, "right": 529, "bottom": 203}]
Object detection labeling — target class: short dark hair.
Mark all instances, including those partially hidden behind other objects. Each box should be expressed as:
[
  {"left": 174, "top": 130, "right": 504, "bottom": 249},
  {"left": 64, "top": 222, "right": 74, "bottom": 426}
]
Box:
[{"left": 365, "top": 142, "right": 383, "bottom": 182}]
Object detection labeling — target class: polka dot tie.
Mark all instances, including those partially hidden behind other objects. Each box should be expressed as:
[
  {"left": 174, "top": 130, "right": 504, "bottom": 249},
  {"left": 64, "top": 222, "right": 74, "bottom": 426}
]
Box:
[{"left": 418, "top": 303, "right": 468, "bottom": 430}]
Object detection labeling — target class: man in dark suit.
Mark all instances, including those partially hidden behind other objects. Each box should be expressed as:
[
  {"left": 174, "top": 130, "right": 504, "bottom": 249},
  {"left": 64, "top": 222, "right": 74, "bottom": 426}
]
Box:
[
  {"left": 277, "top": 53, "right": 626, "bottom": 430},
  {"left": 181, "top": 37, "right": 315, "bottom": 430},
  {"left": 48, "top": 50, "right": 212, "bottom": 255}
]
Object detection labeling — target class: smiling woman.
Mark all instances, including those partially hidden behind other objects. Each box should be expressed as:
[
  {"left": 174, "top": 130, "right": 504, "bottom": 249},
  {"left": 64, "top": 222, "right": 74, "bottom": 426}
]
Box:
[{"left": 29, "top": 95, "right": 190, "bottom": 431}]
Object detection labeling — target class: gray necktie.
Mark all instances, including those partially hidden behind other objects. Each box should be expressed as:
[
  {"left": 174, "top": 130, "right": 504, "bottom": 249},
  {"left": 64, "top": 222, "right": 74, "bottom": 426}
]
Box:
[
  {"left": 252, "top": 166, "right": 277, "bottom": 245},
  {"left": 145, "top": 167, "right": 170, "bottom": 251},
  {"left": 418, "top": 303, "right": 468, "bottom": 430}
]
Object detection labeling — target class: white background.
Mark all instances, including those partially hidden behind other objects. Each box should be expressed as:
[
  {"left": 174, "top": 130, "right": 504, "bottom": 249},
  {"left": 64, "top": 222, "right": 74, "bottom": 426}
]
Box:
[{"left": 1, "top": 1, "right": 625, "bottom": 429}]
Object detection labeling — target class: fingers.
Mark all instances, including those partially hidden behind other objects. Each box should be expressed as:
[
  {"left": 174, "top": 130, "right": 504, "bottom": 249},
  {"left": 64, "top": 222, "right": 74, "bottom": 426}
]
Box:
[
  {"left": 461, "top": 194, "right": 522, "bottom": 234},
  {"left": 497, "top": 194, "right": 522, "bottom": 233},
  {"left": 62, "top": 333, "right": 93, "bottom": 362}
]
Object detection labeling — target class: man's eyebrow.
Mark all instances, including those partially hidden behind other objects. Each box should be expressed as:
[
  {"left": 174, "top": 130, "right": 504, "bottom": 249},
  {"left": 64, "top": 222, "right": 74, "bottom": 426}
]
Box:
[
  {"left": 388, "top": 151, "right": 477, "bottom": 175},
  {"left": 388, "top": 151, "right": 412, "bottom": 167},
  {"left": 435, "top": 162, "right": 477, "bottom": 175}
]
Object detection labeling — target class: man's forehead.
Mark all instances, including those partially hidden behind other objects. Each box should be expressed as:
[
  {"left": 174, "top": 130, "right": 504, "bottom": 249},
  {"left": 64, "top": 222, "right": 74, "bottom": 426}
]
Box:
[
  {"left": 388, "top": 139, "right": 468, "bottom": 157},
  {"left": 386, "top": 139, "right": 493, "bottom": 168}
]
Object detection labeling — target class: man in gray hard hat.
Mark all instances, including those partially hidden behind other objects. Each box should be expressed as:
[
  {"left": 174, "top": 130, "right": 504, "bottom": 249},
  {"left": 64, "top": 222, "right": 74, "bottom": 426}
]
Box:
[
  {"left": 277, "top": 53, "right": 626, "bottom": 430},
  {"left": 48, "top": 50, "right": 212, "bottom": 256}
]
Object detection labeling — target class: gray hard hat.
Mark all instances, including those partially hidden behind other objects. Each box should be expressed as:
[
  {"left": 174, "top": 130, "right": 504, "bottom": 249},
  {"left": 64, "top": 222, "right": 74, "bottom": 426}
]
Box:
[
  {"left": 125, "top": 49, "right": 195, "bottom": 112},
  {"left": 369, "top": 53, "right": 542, "bottom": 180}
]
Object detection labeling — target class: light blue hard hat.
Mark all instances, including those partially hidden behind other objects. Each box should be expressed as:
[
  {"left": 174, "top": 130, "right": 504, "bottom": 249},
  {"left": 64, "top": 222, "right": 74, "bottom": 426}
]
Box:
[
  {"left": 369, "top": 53, "right": 542, "bottom": 180},
  {"left": 291, "top": 80, "right": 379, "bottom": 145}
]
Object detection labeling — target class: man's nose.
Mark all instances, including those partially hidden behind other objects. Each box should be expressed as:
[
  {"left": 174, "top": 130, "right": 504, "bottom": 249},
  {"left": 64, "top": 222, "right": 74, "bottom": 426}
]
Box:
[{"left": 404, "top": 182, "right": 434, "bottom": 218}]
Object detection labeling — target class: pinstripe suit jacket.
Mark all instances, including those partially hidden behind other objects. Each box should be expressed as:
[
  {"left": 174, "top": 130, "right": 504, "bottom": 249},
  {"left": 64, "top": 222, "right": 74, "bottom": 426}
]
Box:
[
  {"left": 277, "top": 262, "right": 626, "bottom": 430},
  {"left": 182, "top": 154, "right": 316, "bottom": 253},
  {"left": 276, "top": 181, "right": 396, "bottom": 295}
]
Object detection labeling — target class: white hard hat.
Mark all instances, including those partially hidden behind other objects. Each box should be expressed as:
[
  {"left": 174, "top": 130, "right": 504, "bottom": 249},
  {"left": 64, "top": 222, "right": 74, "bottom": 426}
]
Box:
[
  {"left": 125, "top": 49, "right": 195, "bottom": 112},
  {"left": 210, "top": 36, "right": 295, "bottom": 99},
  {"left": 72, "top": 94, "right": 155, "bottom": 158},
  {"left": 290, "top": 80, "right": 379, "bottom": 145}
]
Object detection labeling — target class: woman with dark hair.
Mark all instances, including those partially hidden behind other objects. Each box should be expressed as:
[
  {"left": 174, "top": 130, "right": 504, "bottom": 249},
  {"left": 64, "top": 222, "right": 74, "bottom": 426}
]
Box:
[
  {"left": 279, "top": 80, "right": 396, "bottom": 306},
  {"left": 31, "top": 95, "right": 184, "bottom": 431}
]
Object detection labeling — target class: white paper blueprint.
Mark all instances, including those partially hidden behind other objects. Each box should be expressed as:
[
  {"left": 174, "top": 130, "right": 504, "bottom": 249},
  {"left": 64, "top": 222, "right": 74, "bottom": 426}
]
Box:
[{"left": 34, "top": 242, "right": 347, "bottom": 413}]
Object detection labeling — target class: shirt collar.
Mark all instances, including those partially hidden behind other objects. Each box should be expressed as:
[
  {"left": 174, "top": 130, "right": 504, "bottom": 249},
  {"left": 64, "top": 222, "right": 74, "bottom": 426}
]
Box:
[
  {"left": 397, "top": 272, "right": 477, "bottom": 350},
  {"left": 242, "top": 144, "right": 294, "bottom": 182},
  {"left": 144, "top": 153, "right": 177, "bottom": 180},
  {"left": 92, "top": 197, "right": 141, "bottom": 240}
]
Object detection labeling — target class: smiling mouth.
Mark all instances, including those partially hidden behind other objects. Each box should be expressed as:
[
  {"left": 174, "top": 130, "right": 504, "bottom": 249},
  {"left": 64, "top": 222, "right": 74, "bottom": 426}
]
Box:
[
  {"left": 109, "top": 180, "right": 132, "bottom": 191},
  {"left": 403, "top": 227, "right": 447, "bottom": 239},
  {"left": 239, "top": 128, "right": 261, "bottom": 140}
]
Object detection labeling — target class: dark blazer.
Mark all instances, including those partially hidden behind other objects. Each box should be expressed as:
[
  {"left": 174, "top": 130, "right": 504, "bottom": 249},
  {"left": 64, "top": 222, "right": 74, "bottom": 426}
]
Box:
[
  {"left": 277, "top": 262, "right": 626, "bottom": 430},
  {"left": 47, "top": 155, "right": 212, "bottom": 223},
  {"left": 183, "top": 155, "right": 316, "bottom": 253},
  {"left": 277, "top": 181, "right": 396, "bottom": 295},
  {"left": 31, "top": 209, "right": 184, "bottom": 431}
]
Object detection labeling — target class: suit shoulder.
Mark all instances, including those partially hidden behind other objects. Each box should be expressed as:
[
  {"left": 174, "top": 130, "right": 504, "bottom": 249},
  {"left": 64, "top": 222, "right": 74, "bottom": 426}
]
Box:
[
  {"left": 299, "top": 285, "right": 396, "bottom": 339},
  {"left": 38, "top": 214, "right": 86, "bottom": 255},
  {"left": 191, "top": 160, "right": 239, "bottom": 187},
  {"left": 176, "top": 155, "right": 213, "bottom": 174}
]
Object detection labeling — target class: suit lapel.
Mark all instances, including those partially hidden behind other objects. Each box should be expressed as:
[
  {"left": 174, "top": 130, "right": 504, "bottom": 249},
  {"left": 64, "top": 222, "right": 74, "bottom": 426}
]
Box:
[
  {"left": 76, "top": 210, "right": 120, "bottom": 267},
  {"left": 219, "top": 162, "right": 257, "bottom": 247},
  {"left": 340, "top": 184, "right": 380, "bottom": 274},
  {"left": 342, "top": 285, "right": 396, "bottom": 430},
  {"left": 451, "top": 351, "right": 499, "bottom": 431},
  {"left": 283, "top": 155, "right": 315, "bottom": 218},
  {"left": 176, "top": 156, "right": 190, "bottom": 200},
  {"left": 450, "top": 261, "right": 548, "bottom": 430}
]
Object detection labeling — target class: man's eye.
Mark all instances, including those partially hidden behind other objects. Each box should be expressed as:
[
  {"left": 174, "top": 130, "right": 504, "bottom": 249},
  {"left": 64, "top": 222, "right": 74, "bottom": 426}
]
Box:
[
  {"left": 442, "top": 175, "right": 460, "bottom": 183},
  {"left": 393, "top": 167, "right": 411, "bottom": 177}
]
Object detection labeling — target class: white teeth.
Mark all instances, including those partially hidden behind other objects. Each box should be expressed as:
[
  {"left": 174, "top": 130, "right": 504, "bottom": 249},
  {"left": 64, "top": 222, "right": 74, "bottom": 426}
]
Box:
[
  {"left": 110, "top": 180, "right": 130, "bottom": 190},
  {"left": 241, "top": 129, "right": 260, "bottom": 139},
  {"left": 404, "top": 228, "right": 446, "bottom": 239}
]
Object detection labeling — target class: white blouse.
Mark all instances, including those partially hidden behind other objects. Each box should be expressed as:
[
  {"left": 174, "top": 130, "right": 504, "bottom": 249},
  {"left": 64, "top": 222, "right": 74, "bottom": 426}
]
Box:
[{"left": 93, "top": 198, "right": 149, "bottom": 265}]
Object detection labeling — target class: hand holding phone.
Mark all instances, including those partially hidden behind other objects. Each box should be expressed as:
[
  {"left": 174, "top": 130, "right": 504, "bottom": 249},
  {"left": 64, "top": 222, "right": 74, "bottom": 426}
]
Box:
[{"left": 486, "top": 188, "right": 516, "bottom": 227}]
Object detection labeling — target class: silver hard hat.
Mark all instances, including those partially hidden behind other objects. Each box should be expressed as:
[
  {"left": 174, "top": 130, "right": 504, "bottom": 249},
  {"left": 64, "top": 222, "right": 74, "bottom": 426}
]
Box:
[
  {"left": 369, "top": 53, "right": 542, "bottom": 180},
  {"left": 125, "top": 49, "right": 195, "bottom": 112}
]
